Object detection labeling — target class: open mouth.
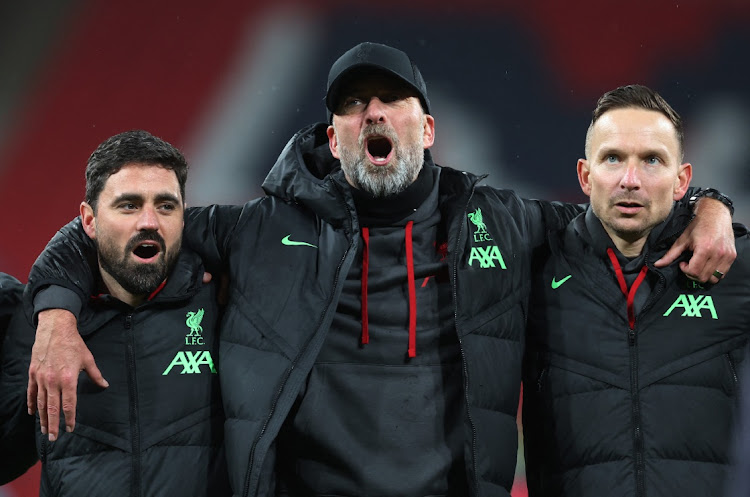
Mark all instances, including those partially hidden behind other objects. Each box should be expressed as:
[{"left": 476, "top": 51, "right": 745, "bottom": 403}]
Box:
[
  {"left": 615, "top": 201, "right": 643, "bottom": 214},
  {"left": 366, "top": 136, "right": 393, "bottom": 164},
  {"left": 133, "top": 242, "right": 161, "bottom": 260}
]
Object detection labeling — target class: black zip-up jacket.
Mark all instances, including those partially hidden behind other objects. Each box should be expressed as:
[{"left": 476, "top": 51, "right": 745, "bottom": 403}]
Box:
[
  {"left": 26, "top": 251, "right": 231, "bottom": 497},
  {"left": 179, "top": 123, "right": 583, "bottom": 496},
  {"left": 0, "top": 272, "right": 39, "bottom": 484},
  {"left": 26, "top": 122, "right": 583, "bottom": 496},
  {"left": 523, "top": 209, "right": 750, "bottom": 497}
]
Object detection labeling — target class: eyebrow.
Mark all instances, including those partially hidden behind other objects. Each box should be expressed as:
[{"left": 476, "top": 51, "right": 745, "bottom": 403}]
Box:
[
  {"left": 598, "top": 146, "right": 667, "bottom": 158},
  {"left": 110, "top": 192, "right": 181, "bottom": 206}
]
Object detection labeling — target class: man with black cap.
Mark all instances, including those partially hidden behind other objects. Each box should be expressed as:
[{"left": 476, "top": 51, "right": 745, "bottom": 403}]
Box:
[{"left": 26, "top": 42, "right": 735, "bottom": 497}]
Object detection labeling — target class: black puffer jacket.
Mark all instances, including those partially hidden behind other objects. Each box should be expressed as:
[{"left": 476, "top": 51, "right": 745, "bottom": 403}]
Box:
[
  {"left": 26, "top": 123, "right": 582, "bottom": 496},
  {"left": 0, "top": 272, "right": 38, "bottom": 484},
  {"left": 523, "top": 209, "right": 750, "bottom": 497},
  {"left": 27, "top": 251, "right": 231, "bottom": 497},
  {"left": 183, "top": 123, "right": 581, "bottom": 496}
]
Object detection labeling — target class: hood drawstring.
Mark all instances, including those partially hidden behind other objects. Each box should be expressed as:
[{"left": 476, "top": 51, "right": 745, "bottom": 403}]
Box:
[
  {"left": 361, "top": 227, "right": 370, "bottom": 345},
  {"left": 405, "top": 221, "right": 417, "bottom": 357},
  {"left": 607, "top": 248, "right": 648, "bottom": 330},
  {"left": 359, "top": 220, "right": 418, "bottom": 357}
]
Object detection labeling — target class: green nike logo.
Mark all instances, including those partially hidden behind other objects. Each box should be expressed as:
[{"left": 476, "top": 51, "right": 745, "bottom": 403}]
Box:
[
  {"left": 281, "top": 234, "right": 317, "bottom": 248},
  {"left": 551, "top": 275, "right": 572, "bottom": 289}
]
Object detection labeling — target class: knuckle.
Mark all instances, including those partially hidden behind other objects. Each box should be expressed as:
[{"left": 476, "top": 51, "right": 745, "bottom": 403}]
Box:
[{"left": 59, "top": 371, "right": 77, "bottom": 385}]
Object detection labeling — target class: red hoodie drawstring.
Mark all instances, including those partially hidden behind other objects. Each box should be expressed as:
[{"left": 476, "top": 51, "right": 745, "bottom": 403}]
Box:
[
  {"left": 607, "top": 248, "right": 648, "bottom": 330},
  {"left": 359, "top": 221, "right": 418, "bottom": 357},
  {"left": 405, "top": 221, "right": 417, "bottom": 358},
  {"left": 361, "top": 227, "right": 370, "bottom": 345}
]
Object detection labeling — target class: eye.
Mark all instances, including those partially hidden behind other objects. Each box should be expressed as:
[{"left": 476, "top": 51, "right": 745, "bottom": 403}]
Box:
[
  {"left": 118, "top": 203, "right": 137, "bottom": 211},
  {"left": 158, "top": 203, "right": 177, "bottom": 212},
  {"left": 381, "top": 93, "right": 401, "bottom": 103},
  {"left": 605, "top": 154, "right": 620, "bottom": 164},
  {"left": 343, "top": 97, "right": 364, "bottom": 108},
  {"left": 645, "top": 156, "right": 661, "bottom": 165}
]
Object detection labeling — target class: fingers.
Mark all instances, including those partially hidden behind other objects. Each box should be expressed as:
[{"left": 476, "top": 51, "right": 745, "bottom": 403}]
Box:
[
  {"left": 27, "top": 366, "right": 39, "bottom": 415},
  {"left": 37, "top": 383, "right": 49, "bottom": 438},
  {"left": 61, "top": 383, "right": 77, "bottom": 434},
  {"left": 654, "top": 240, "right": 687, "bottom": 268},
  {"left": 679, "top": 246, "right": 735, "bottom": 284},
  {"left": 46, "top": 384, "right": 61, "bottom": 442},
  {"left": 202, "top": 271, "right": 213, "bottom": 284}
]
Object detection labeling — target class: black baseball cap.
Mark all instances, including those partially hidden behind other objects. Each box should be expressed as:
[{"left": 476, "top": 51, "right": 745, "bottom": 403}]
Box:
[{"left": 325, "top": 42, "right": 431, "bottom": 121}]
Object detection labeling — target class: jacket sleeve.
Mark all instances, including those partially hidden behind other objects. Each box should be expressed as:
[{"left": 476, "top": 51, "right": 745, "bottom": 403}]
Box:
[
  {"left": 183, "top": 202, "right": 259, "bottom": 273},
  {"left": 520, "top": 186, "right": 712, "bottom": 250},
  {"left": 0, "top": 279, "right": 39, "bottom": 484},
  {"left": 24, "top": 217, "right": 97, "bottom": 322},
  {"left": 521, "top": 199, "right": 586, "bottom": 249}
]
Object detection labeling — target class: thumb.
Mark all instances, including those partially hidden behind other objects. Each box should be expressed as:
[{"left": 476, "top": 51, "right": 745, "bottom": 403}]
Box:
[{"left": 83, "top": 354, "right": 109, "bottom": 388}]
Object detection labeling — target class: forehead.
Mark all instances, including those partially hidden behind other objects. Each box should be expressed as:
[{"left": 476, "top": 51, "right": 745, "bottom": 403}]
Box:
[
  {"left": 590, "top": 108, "right": 680, "bottom": 154},
  {"left": 101, "top": 163, "right": 181, "bottom": 200}
]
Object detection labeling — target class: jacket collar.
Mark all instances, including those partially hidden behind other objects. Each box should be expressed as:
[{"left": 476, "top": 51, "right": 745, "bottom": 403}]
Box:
[
  {"left": 573, "top": 206, "right": 691, "bottom": 266},
  {"left": 260, "top": 123, "right": 478, "bottom": 232}
]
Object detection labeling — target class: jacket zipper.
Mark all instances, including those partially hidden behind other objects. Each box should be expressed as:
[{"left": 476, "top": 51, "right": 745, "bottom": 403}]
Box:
[
  {"left": 727, "top": 353, "right": 739, "bottom": 398},
  {"left": 452, "top": 182, "right": 480, "bottom": 496},
  {"left": 628, "top": 325, "right": 645, "bottom": 497},
  {"left": 245, "top": 180, "right": 357, "bottom": 497},
  {"left": 536, "top": 365, "right": 548, "bottom": 392},
  {"left": 124, "top": 313, "right": 141, "bottom": 497}
]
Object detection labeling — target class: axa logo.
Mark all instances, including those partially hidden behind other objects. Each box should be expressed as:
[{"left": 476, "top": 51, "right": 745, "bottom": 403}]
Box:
[
  {"left": 468, "top": 246, "right": 507, "bottom": 269},
  {"left": 185, "top": 308, "right": 205, "bottom": 345},
  {"left": 162, "top": 350, "right": 217, "bottom": 375},
  {"left": 468, "top": 208, "right": 493, "bottom": 243},
  {"left": 663, "top": 294, "right": 718, "bottom": 319},
  {"left": 467, "top": 207, "right": 506, "bottom": 269}
]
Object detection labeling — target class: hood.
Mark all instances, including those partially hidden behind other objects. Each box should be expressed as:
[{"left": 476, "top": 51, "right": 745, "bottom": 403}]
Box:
[
  {"left": 261, "top": 123, "right": 355, "bottom": 230},
  {"left": 261, "top": 122, "right": 443, "bottom": 231}
]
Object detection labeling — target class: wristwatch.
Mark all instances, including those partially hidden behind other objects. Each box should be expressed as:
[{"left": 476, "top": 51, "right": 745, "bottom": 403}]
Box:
[{"left": 689, "top": 188, "right": 734, "bottom": 216}]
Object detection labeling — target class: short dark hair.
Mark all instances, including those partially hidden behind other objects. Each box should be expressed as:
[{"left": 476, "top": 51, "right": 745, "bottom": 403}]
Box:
[
  {"left": 587, "top": 84, "right": 684, "bottom": 159},
  {"left": 85, "top": 130, "right": 188, "bottom": 211}
]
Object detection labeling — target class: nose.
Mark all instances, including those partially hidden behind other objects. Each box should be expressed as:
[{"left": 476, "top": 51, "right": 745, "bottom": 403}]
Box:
[
  {"left": 364, "top": 97, "right": 387, "bottom": 124},
  {"left": 136, "top": 206, "right": 160, "bottom": 231},
  {"left": 620, "top": 160, "right": 641, "bottom": 190}
]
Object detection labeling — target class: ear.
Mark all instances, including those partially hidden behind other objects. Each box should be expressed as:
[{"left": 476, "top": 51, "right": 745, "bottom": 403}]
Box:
[
  {"left": 422, "top": 114, "right": 435, "bottom": 149},
  {"left": 673, "top": 162, "right": 693, "bottom": 200},
  {"left": 577, "top": 159, "right": 592, "bottom": 197},
  {"left": 327, "top": 124, "right": 340, "bottom": 159},
  {"left": 80, "top": 202, "right": 97, "bottom": 240}
]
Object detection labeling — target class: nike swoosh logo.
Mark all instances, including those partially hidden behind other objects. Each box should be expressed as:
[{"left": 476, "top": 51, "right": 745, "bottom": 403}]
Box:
[
  {"left": 551, "top": 275, "right": 572, "bottom": 289},
  {"left": 281, "top": 235, "right": 317, "bottom": 248}
]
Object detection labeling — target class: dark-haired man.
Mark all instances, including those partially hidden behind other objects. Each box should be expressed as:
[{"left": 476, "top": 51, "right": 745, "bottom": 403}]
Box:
[
  {"left": 25, "top": 130, "right": 231, "bottom": 496},
  {"left": 522, "top": 85, "right": 749, "bottom": 497},
  {"left": 26, "top": 46, "right": 735, "bottom": 497}
]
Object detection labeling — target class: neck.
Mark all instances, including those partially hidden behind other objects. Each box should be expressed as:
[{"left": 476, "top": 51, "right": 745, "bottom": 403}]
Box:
[
  {"left": 99, "top": 266, "right": 147, "bottom": 307},
  {"left": 605, "top": 230, "right": 647, "bottom": 258}
]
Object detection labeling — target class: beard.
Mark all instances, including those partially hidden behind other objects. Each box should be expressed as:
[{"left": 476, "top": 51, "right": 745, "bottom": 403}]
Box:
[
  {"left": 96, "top": 230, "right": 180, "bottom": 297},
  {"left": 337, "top": 122, "right": 425, "bottom": 197}
]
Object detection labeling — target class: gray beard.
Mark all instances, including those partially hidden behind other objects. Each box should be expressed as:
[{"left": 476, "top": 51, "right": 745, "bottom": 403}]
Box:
[{"left": 338, "top": 124, "right": 424, "bottom": 197}]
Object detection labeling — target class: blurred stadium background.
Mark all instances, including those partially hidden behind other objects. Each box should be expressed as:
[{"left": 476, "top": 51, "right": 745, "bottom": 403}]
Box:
[{"left": 2, "top": 1, "right": 750, "bottom": 495}]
